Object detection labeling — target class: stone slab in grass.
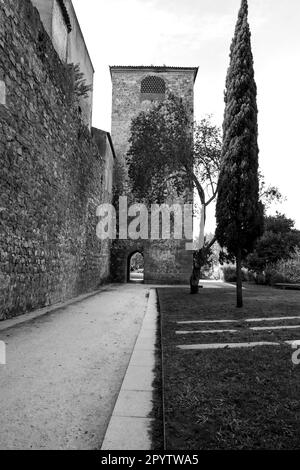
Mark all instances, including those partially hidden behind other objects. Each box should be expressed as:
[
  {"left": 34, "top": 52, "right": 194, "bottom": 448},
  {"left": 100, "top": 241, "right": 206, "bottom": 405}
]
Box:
[
  {"left": 177, "top": 316, "right": 300, "bottom": 325},
  {"left": 251, "top": 325, "right": 300, "bottom": 331},
  {"left": 176, "top": 325, "right": 300, "bottom": 335},
  {"left": 247, "top": 316, "right": 300, "bottom": 322},
  {"left": 177, "top": 341, "right": 280, "bottom": 350},
  {"left": 176, "top": 329, "right": 238, "bottom": 335},
  {"left": 286, "top": 340, "right": 300, "bottom": 346},
  {"left": 177, "top": 319, "right": 238, "bottom": 324}
]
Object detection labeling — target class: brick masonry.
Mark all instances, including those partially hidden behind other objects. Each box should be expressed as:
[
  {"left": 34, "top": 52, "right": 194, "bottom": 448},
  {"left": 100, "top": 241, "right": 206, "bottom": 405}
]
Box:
[
  {"left": 110, "top": 67, "right": 197, "bottom": 284},
  {"left": 0, "top": 0, "right": 113, "bottom": 319}
]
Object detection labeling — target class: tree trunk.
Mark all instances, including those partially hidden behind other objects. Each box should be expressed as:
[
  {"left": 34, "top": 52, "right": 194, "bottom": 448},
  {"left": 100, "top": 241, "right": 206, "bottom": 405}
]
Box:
[
  {"left": 190, "top": 207, "right": 206, "bottom": 294},
  {"left": 190, "top": 237, "right": 217, "bottom": 295},
  {"left": 236, "top": 246, "right": 243, "bottom": 308},
  {"left": 190, "top": 263, "right": 201, "bottom": 294}
]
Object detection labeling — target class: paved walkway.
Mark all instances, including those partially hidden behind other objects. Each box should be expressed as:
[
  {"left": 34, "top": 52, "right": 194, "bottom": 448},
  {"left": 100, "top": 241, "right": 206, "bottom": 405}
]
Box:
[{"left": 0, "top": 284, "right": 150, "bottom": 450}]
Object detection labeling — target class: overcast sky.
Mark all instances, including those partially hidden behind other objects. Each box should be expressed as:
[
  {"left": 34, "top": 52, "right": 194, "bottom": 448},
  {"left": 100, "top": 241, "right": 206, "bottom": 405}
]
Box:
[{"left": 73, "top": 0, "right": 300, "bottom": 230}]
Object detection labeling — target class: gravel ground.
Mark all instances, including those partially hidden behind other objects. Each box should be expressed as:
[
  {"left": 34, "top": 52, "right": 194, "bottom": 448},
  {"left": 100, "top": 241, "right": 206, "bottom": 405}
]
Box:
[{"left": 0, "top": 284, "right": 149, "bottom": 450}]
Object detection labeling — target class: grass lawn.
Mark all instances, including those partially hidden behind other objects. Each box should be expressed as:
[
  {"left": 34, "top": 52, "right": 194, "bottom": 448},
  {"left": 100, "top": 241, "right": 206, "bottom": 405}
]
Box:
[{"left": 158, "top": 284, "right": 300, "bottom": 450}]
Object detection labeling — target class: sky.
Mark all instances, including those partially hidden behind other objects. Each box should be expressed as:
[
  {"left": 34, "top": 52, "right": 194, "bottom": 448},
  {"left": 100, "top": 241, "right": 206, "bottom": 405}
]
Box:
[{"left": 72, "top": 0, "right": 300, "bottom": 231}]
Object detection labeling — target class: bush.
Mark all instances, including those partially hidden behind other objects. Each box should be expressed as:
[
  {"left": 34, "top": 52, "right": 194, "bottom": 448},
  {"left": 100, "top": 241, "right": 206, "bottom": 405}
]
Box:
[
  {"left": 247, "top": 270, "right": 260, "bottom": 284},
  {"left": 264, "top": 266, "right": 286, "bottom": 286},
  {"left": 265, "top": 249, "right": 300, "bottom": 285},
  {"left": 253, "top": 272, "right": 266, "bottom": 285},
  {"left": 245, "top": 214, "right": 300, "bottom": 274},
  {"left": 222, "top": 265, "right": 249, "bottom": 283}
]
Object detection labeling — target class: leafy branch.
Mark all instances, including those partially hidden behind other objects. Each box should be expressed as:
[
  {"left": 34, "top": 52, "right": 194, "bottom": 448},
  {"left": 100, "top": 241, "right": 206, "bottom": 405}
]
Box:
[{"left": 68, "top": 63, "right": 93, "bottom": 101}]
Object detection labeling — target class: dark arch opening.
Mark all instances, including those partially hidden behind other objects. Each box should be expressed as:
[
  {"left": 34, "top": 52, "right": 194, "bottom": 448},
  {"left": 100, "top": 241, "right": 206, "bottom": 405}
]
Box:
[{"left": 127, "top": 252, "right": 144, "bottom": 283}]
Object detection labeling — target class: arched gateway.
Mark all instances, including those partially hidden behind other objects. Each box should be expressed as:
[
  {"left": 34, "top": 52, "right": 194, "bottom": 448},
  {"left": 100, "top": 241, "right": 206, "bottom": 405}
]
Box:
[{"left": 128, "top": 252, "right": 144, "bottom": 283}]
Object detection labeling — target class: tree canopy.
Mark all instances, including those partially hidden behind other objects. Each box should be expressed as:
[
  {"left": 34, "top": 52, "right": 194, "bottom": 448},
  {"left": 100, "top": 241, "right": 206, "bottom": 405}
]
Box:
[
  {"left": 246, "top": 213, "right": 300, "bottom": 273},
  {"left": 127, "top": 93, "right": 193, "bottom": 204},
  {"left": 127, "top": 93, "right": 222, "bottom": 212}
]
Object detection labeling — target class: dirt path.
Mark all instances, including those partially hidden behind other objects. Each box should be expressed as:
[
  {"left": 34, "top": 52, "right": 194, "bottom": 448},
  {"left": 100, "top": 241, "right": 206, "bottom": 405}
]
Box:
[{"left": 0, "top": 284, "right": 149, "bottom": 450}]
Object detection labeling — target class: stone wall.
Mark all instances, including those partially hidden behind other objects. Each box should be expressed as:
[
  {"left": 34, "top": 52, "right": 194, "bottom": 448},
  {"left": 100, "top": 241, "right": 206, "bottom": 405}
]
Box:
[
  {"left": 111, "top": 239, "right": 193, "bottom": 285},
  {"left": 0, "top": 0, "right": 113, "bottom": 319}
]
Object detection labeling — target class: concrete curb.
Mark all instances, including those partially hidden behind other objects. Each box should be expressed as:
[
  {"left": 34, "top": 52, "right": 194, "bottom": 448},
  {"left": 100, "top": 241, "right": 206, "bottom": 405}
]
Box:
[{"left": 101, "top": 289, "right": 159, "bottom": 451}]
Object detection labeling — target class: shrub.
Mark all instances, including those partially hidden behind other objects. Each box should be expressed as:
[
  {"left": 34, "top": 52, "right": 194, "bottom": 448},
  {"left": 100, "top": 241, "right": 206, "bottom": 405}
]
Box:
[
  {"left": 265, "top": 249, "right": 300, "bottom": 285},
  {"left": 245, "top": 214, "right": 300, "bottom": 274},
  {"left": 253, "top": 272, "right": 266, "bottom": 285},
  {"left": 222, "top": 265, "right": 249, "bottom": 283},
  {"left": 247, "top": 270, "right": 258, "bottom": 283},
  {"left": 264, "top": 266, "right": 286, "bottom": 286}
]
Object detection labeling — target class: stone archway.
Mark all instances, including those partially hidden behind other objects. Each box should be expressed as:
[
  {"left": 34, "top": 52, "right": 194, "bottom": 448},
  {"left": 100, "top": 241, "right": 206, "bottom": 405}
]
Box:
[{"left": 127, "top": 251, "right": 144, "bottom": 283}]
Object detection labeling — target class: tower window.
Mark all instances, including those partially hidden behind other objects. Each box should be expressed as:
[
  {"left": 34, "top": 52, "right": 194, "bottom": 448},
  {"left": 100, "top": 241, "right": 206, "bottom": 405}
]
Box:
[{"left": 141, "top": 76, "right": 166, "bottom": 99}]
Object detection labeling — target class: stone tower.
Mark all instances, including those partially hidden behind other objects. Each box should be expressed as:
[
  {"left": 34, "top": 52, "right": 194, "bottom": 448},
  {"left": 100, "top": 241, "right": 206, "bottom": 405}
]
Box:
[{"left": 110, "top": 66, "right": 198, "bottom": 284}]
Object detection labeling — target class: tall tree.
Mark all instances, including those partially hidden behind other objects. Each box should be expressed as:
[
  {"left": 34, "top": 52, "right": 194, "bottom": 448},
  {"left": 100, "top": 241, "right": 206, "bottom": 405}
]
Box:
[{"left": 216, "top": 0, "right": 263, "bottom": 307}]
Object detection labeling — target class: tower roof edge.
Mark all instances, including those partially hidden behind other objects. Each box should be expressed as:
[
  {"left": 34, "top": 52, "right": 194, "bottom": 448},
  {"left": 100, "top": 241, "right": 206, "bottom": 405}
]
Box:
[{"left": 109, "top": 66, "right": 199, "bottom": 83}]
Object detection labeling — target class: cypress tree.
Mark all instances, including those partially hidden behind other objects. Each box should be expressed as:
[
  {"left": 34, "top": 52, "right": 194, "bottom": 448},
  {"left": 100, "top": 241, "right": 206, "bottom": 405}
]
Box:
[{"left": 216, "top": 0, "right": 263, "bottom": 308}]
